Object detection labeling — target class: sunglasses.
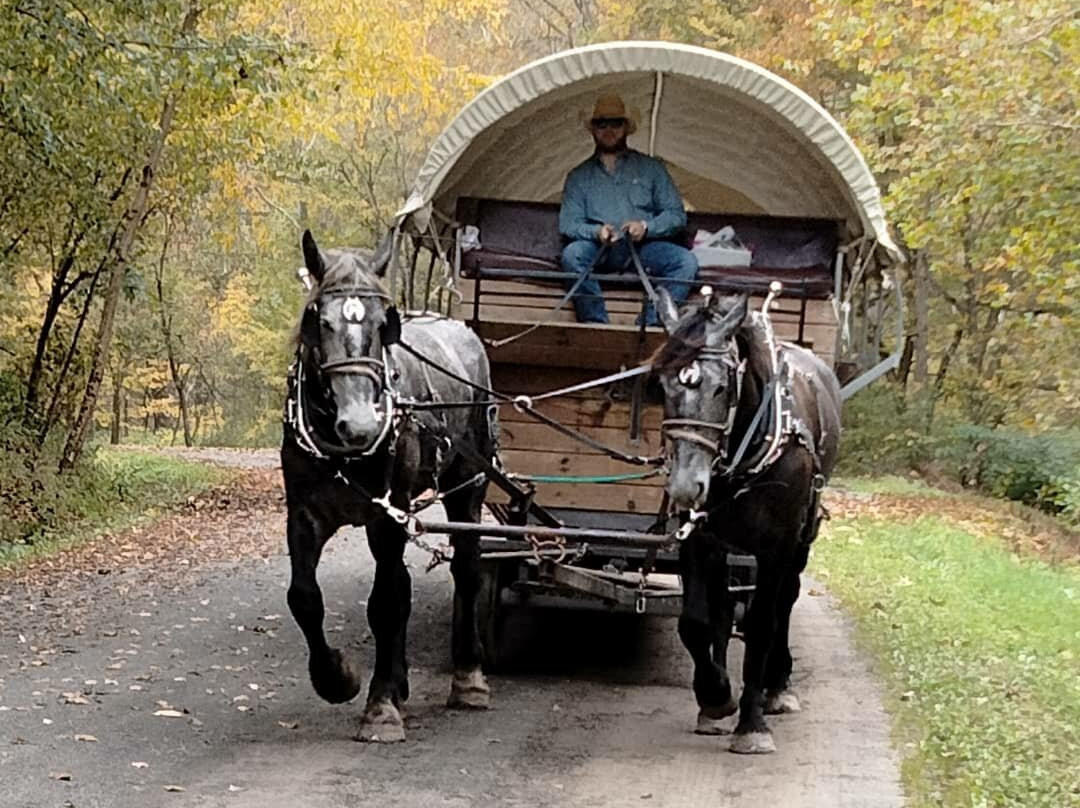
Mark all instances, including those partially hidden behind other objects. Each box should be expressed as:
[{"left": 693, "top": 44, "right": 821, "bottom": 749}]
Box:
[{"left": 591, "top": 117, "right": 627, "bottom": 130}]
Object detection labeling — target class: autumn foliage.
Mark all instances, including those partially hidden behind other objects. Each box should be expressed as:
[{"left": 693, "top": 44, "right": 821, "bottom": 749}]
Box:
[{"left": 1, "top": 0, "right": 1076, "bottom": 479}]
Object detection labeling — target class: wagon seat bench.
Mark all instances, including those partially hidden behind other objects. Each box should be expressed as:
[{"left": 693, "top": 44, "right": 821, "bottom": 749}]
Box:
[{"left": 452, "top": 196, "right": 841, "bottom": 374}]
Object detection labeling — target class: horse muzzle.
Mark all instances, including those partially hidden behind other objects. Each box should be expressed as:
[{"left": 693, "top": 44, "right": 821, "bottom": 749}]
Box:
[
  {"left": 667, "top": 468, "right": 710, "bottom": 513},
  {"left": 334, "top": 401, "right": 390, "bottom": 452}
]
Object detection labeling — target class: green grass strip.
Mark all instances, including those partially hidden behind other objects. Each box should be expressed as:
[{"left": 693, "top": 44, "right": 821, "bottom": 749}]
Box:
[{"left": 812, "top": 514, "right": 1080, "bottom": 807}]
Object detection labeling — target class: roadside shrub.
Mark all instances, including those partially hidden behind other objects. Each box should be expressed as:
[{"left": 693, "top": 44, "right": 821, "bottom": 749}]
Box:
[
  {"left": 837, "top": 384, "right": 937, "bottom": 475},
  {"left": 935, "top": 426, "right": 1080, "bottom": 523}
]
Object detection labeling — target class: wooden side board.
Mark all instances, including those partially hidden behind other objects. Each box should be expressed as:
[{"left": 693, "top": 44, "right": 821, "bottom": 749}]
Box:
[
  {"left": 490, "top": 361, "right": 667, "bottom": 515},
  {"left": 487, "top": 478, "right": 666, "bottom": 514},
  {"left": 454, "top": 278, "right": 837, "bottom": 369}
]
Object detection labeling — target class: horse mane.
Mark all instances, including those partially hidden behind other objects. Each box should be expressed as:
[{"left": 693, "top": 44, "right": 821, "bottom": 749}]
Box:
[
  {"left": 650, "top": 302, "right": 774, "bottom": 384},
  {"left": 290, "top": 247, "right": 388, "bottom": 349},
  {"left": 737, "top": 315, "right": 776, "bottom": 385}
]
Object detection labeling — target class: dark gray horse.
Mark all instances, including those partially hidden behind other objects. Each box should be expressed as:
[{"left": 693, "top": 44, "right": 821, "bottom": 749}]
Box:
[
  {"left": 281, "top": 230, "right": 497, "bottom": 742},
  {"left": 652, "top": 288, "right": 841, "bottom": 754}
]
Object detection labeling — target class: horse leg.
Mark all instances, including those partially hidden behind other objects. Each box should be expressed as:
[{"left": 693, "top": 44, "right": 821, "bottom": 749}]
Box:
[
  {"left": 765, "top": 546, "right": 808, "bottom": 715},
  {"left": 356, "top": 514, "right": 410, "bottom": 743},
  {"left": 286, "top": 506, "right": 363, "bottom": 704},
  {"left": 444, "top": 483, "right": 491, "bottom": 709},
  {"left": 708, "top": 549, "right": 736, "bottom": 699},
  {"left": 679, "top": 534, "right": 736, "bottom": 735},
  {"left": 730, "top": 561, "right": 782, "bottom": 754}
]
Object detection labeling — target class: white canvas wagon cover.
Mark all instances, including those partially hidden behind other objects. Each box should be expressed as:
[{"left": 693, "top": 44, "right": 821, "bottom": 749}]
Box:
[{"left": 398, "top": 41, "right": 900, "bottom": 262}]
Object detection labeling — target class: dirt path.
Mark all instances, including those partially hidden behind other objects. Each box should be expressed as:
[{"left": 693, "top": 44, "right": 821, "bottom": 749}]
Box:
[{"left": 0, "top": 450, "right": 903, "bottom": 808}]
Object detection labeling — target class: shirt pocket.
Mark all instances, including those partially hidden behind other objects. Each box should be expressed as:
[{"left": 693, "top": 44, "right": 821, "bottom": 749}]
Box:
[{"left": 628, "top": 178, "right": 653, "bottom": 209}]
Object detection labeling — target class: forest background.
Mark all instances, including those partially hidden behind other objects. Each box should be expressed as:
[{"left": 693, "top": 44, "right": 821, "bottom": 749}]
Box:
[{"left": 1, "top": 0, "right": 1077, "bottom": 545}]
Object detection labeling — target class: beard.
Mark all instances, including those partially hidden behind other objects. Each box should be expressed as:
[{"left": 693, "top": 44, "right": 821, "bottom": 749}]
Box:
[{"left": 594, "top": 134, "right": 628, "bottom": 154}]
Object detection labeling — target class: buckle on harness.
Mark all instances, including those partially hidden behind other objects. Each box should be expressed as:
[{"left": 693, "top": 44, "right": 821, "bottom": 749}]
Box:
[{"left": 675, "top": 508, "right": 707, "bottom": 541}]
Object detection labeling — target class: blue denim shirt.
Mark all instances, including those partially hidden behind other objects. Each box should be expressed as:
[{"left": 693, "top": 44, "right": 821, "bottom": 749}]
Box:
[{"left": 558, "top": 149, "right": 687, "bottom": 242}]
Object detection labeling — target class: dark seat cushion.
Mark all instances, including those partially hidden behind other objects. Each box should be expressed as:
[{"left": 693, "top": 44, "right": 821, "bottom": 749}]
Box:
[{"left": 455, "top": 197, "right": 840, "bottom": 298}]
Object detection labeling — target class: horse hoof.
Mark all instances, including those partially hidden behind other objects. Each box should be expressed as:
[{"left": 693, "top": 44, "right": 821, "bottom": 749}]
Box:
[
  {"left": 312, "top": 649, "right": 362, "bottom": 704},
  {"left": 730, "top": 731, "right": 776, "bottom": 755},
  {"left": 699, "top": 698, "right": 737, "bottom": 720},
  {"left": 694, "top": 711, "right": 730, "bottom": 735},
  {"left": 447, "top": 668, "right": 491, "bottom": 710},
  {"left": 765, "top": 690, "right": 802, "bottom": 715},
  {"left": 355, "top": 701, "right": 406, "bottom": 743}
]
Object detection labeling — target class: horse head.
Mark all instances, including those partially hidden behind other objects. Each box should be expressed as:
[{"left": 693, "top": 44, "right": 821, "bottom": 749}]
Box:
[
  {"left": 653, "top": 287, "right": 750, "bottom": 512},
  {"left": 297, "top": 229, "right": 400, "bottom": 452}
]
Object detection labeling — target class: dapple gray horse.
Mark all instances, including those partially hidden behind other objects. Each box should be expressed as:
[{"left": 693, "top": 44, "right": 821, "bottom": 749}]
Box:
[
  {"left": 281, "top": 231, "right": 497, "bottom": 742},
  {"left": 652, "top": 288, "right": 841, "bottom": 754}
]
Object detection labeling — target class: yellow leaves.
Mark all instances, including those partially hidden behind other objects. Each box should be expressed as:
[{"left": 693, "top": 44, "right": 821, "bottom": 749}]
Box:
[{"left": 211, "top": 274, "right": 287, "bottom": 385}]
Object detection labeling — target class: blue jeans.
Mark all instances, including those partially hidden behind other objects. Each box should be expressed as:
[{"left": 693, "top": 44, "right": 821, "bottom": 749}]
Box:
[{"left": 560, "top": 239, "right": 698, "bottom": 325}]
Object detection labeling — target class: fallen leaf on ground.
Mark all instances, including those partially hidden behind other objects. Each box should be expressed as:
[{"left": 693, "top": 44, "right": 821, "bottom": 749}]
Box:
[
  {"left": 49, "top": 772, "right": 72, "bottom": 781},
  {"left": 163, "top": 784, "right": 185, "bottom": 792},
  {"left": 74, "top": 734, "right": 98, "bottom": 742},
  {"left": 153, "top": 709, "right": 185, "bottom": 717}
]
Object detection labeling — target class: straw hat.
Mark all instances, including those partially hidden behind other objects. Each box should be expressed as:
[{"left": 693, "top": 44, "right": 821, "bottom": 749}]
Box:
[{"left": 581, "top": 93, "right": 639, "bottom": 135}]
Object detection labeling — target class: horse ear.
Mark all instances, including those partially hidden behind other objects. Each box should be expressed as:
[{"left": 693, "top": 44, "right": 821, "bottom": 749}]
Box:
[
  {"left": 372, "top": 228, "right": 394, "bottom": 278},
  {"left": 656, "top": 287, "right": 680, "bottom": 332},
  {"left": 716, "top": 293, "right": 750, "bottom": 336},
  {"left": 381, "top": 306, "right": 401, "bottom": 346},
  {"left": 301, "top": 230, "right": 327, "bottom": 284}
]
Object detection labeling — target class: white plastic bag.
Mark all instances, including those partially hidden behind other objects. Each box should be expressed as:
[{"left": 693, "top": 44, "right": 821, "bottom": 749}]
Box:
[
  {"left": 691, "top": 227, "right": 751, "bottom": 266},
  {"left": 460, "top": 225, "right": 481, "bottom": 253}
]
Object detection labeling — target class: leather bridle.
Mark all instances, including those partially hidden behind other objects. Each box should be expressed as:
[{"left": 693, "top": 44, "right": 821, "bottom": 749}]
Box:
[
  {"left": 300, "top": 284, "right": 397, "bottom": 457},
  {"left": 660, "top": 341, "right": 746, "bottom": 466}
]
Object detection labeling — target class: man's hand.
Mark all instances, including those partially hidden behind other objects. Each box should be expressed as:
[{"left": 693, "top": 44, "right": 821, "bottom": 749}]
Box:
[
  {"left": 623, "top": 220, "right": 648, "bottom": 242},
  {"left": 597, "top": 223, "right": 619, "bottom": 244}
]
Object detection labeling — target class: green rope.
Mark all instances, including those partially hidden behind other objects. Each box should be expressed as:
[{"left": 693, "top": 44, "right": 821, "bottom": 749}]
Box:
[{"left": 514, "top": 470, "right": 662, "bottom": 484}]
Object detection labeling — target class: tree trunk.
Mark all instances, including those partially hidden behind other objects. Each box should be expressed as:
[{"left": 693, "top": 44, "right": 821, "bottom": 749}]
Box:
[
  {"left": 896, "top": 334, "right": 914, "bottom": 388},
  {"left": 110, "top": 367, "right": 123, "bottom": 445},
  {"left": 25, "top": 179, "right": 128, "bottom": 426},
  {"left": 37, "top": 260, "right": 106, "bottom": 447},
  {"left": 154, "top": 218, "right": 193, "bottom": 446},
  {"left": 59, "top": 3, "right": 201, "bottom": 472},
  {"left": 929, "top": 325, "right": 964, "bottom": 426},
  {"left": 25, "top": 246, "right": 79, "bottom": 422},
  {"left": 913, "top": 250, "right": 929, "bottom": 385}
]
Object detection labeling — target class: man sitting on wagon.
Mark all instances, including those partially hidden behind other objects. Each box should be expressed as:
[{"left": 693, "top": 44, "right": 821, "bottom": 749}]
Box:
[{"left": 558, "top": 93, "right": 698, "bottom": 325}]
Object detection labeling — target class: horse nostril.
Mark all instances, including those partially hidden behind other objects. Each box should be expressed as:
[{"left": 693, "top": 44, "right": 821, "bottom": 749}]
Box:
[{"left": 696, "top": 481, "right": 706, "bottom": 502}]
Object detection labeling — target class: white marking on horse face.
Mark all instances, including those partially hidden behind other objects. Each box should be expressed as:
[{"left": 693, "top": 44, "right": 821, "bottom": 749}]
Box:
[
  {"left": 678, "top": 362, "right": 702, "bottom": 388},
  {"left": 342, "top": 297, "right": 366, "bottom": 323}
]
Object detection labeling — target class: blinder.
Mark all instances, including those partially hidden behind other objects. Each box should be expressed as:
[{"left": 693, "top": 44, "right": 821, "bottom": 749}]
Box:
[
  {"left": 381, "top": 305, "right": 401, "bottom": 346},
  {"left": 661, "top": 341, "right": 745, "bottom": 464}
]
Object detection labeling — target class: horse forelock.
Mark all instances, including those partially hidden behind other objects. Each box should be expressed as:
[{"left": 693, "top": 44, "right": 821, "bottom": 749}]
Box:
[
  {"left": 291, "top": 248, "right": 389, "bottom": 349},
  {"left": 651, "top": 302, "right": 748, "bottom": 371},
  {"left": 651, "top": 310, "right": 708, "bottom": 371}
]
